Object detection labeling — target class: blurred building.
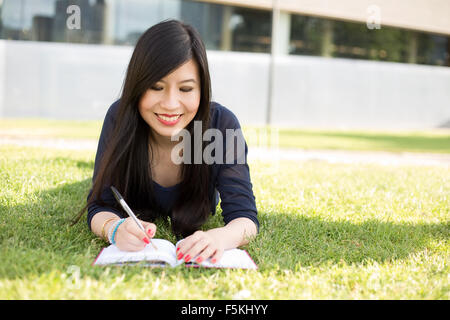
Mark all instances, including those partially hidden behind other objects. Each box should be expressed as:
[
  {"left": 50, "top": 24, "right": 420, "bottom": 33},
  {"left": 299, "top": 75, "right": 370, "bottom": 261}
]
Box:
[{"left": 0, "top": 0, "right": 449, "bottom": 129}]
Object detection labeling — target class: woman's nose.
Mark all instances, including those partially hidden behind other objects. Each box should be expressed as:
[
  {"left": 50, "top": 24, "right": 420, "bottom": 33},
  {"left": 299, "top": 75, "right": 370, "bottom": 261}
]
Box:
[{"left": 161, "top": 89, "right": 181, "bottom": 109}]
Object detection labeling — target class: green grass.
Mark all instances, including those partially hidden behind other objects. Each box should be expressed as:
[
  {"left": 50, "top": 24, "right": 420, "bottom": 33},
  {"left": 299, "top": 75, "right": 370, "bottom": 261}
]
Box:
[
  {"left": 0, "top": 119, "right": 102, "bottom": 140},
  {"left": 1, "top": 118, "right": 449, "bottom": 153},
  {"left": 272, "top": 128, "right": 450, "bottom": 154},
  {"left": 0, "top": 145, "right": 448, "bottom": 299}
]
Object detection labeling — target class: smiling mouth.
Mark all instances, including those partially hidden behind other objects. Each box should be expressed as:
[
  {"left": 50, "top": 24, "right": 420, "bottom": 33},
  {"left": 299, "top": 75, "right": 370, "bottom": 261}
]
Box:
[{"left": 155, "top": 113, "right": 183, "bottom": 121}]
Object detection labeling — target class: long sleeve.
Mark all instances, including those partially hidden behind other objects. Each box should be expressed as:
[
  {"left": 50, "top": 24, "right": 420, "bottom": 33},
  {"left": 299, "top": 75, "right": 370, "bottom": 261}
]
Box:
[
  {"left": 86, "top": 100, "right": 124, "bottom": 230},
  {"left": 213, "top": 104, "right": 259, "bottom": 232}
]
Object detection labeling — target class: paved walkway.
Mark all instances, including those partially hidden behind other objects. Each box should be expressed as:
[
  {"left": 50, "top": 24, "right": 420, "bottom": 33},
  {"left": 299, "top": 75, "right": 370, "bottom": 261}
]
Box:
[
  {"left": 1, "top": 136, "right": 449, "bottom": 167},
  {"left": 250, "top": 147, "right": 450, "bottom": 167}
]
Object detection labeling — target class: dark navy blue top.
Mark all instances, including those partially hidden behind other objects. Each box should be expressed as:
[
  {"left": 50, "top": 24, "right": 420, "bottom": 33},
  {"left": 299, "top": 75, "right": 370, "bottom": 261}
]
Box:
[{"left": 87, "top": 100, "right": 259, "bottom": 233}]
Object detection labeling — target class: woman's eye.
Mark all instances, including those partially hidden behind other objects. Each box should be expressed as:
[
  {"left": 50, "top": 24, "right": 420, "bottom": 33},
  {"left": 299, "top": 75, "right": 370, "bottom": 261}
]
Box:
[{"left": 150, "top": 86, "right": 192, "bottom": 92}]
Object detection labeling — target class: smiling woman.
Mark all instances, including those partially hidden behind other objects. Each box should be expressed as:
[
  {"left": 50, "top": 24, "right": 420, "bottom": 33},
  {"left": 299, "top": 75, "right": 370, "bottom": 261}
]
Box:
[
  {"left": 71, "top": 19, "right": 259, "bottom": 265},
  {"left": 139, "top": 60, "right": 201, "bottom": 144}
]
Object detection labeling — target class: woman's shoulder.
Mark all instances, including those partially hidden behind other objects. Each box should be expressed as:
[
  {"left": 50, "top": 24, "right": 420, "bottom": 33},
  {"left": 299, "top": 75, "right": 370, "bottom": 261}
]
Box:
[
  {"left": 209, "top": 101, "right": 242, "bottom": 130},
  {"left": 106, "top": 99, "right": 121, "bottom": 118}
]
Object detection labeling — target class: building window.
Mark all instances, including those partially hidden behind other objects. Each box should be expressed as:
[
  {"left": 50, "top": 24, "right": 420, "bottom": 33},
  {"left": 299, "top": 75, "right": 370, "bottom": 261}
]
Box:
[
  {"left": 289, "top": 15, "right": 324, "bottom": 56},
  {"left": 290, "top": 13, "right": 450, "bottom": 67},
  {"left": 229, "top": 7, "right": 271, "bottom": 53},
  {"left": 1, "top": 0, "right": 447, "bottom": 67},
  {"left": 112, "top": 0, "right": 180, "bottom": 45},
  {"left": 0, "top": 0, "right": 272, "bottom": 53}
]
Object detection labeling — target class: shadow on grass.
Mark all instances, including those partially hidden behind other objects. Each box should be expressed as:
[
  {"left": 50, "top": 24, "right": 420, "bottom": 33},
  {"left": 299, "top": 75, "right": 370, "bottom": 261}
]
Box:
[
  {"left": 0, "top": 176, "right": 448, "bottom": 279},
  {"left": 251, "top": 210, "right": 449, "bottom": 269},
  {"left": 0, "top": 178, "right": 99, "bottom": 279}
]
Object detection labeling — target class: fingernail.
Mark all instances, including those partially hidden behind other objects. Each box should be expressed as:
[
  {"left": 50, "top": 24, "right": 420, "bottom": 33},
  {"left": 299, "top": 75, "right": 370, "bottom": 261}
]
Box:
[
  {"left": 184, "top": 255, "right": 191, "bottom": 262},
  {"left": 196, "top": 257, "right": 203, "bottom": 263},
  {"left": 176, "top": 247, "right": 180, "bottom": 252},
  {"left": 211, "top": 258, "right": 217, "bottom": 264},
  {"left": 142, "top": 237, "right": 150, "bottom": 244},
  {"left": 177, "top": 252, "right": 184, "bottom": 260},
  {"left": 147, "top": 229, "right": 153, "bottom": 236}
]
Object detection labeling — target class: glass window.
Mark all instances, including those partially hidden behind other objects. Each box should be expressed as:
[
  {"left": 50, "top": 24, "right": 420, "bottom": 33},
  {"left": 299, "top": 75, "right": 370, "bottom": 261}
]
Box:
[
  {"left": 179, "top": 0, "right": 224, "bottom": 50},
  {"left": 0, "top": 0, "right": 181, "bottom": 45},
  {"left": 113, "top": 0, "right": 180, "bottom": 45},
  {"left": 230, "top": 6, "right": 271, "bottom": 53},
  {"left": 0, "top": 1, "right": 3, "bottom": 36},
  {"left": 0, "top": 0, "right": 108, "bottom": 43},
  {"left": 179, "top": 1, "right": 272, "bottom": 53},
  {"left": 290, "top": 13, "right": 450, "bottom": 67},
  {"left": 289, "top": 15, "right": 324, "bottom": 56},
  {"left": 0, "top": 0, "right": 273, "bottom": 54},
  {"left": 1, "top": 0, "right": 54, "bottom": 41},
  {"left": 52, "top": 0, "right": 107, "bottom": 44},
  {"left": 4, "top": 0, "right": 445, "bottom": 66}
]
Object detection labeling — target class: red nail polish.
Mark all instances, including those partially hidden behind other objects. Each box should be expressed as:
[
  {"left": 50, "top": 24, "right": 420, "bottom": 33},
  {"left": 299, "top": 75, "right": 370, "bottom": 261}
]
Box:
[
  {"left": 184, "top": 255, "right": 191, "bottom": 262},
  {"left": 176, "top": 247, "right": 180, "bottom": 252},
  {"left": 177, "top": 252, "right": 184, "bottom": 260},
  {"left": 211, "top": 258, "right": 217, "bottom": 264},
  {"left": 196, "top": 257, "right": 203, "bottom": 263},
  {"left": 147, "top": 229, "right": 153, "bottom": 236},
  {"left": 142, "top": 237, "right": 150, "bottom": 244}
]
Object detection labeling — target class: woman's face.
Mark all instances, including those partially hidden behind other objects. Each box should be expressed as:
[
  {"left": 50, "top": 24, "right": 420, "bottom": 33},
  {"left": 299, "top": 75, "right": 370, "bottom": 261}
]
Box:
[{"left": 138, "top": 58, "right": 201, "bottom": 146}]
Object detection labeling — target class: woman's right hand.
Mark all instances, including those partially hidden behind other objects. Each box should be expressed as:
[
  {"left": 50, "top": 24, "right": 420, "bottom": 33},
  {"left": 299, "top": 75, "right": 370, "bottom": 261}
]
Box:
[{"left": 113, "top": 217, "right": 156, "bottom": 251}]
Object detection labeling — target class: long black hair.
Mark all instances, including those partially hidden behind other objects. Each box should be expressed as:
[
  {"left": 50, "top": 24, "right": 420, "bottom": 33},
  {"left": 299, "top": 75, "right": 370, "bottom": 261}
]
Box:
[{"left": 72, "top": 19, "right": 212, "bottom": 238}]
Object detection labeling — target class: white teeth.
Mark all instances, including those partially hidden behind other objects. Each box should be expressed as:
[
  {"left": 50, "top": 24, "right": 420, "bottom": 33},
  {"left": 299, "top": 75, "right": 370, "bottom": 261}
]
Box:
[{"left": 157, "top": 114, "right": 181, "bottom": 122}]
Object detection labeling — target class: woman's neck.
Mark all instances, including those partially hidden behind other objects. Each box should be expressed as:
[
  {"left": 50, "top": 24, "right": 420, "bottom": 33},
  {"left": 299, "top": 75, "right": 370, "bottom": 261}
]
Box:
[{"left": 150, "top": 130, "right": 178, "bottom": 152}]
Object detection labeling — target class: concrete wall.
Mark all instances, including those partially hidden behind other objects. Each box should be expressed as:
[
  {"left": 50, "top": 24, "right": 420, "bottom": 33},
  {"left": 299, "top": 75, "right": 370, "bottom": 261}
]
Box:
[
  {"left": 271, "top": 55, "right": 450, "bottom": 129},
  {"left": 0, "top": 41, "right": 4, "bottom": 118},
  {"left": 1, "top": 40, "right": 131, "bottom": 119},
  {"left": 1, "top": 39, "right": 450, "bottom": 129},
  {"left": 208, "top": 50, "right": 270, "bottom": 125}
]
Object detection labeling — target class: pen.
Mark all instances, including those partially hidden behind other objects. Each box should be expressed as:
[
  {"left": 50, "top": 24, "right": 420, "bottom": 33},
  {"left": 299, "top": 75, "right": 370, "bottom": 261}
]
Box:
[{"left": 110, "top": 186, "right": 158, "bottom": 250}]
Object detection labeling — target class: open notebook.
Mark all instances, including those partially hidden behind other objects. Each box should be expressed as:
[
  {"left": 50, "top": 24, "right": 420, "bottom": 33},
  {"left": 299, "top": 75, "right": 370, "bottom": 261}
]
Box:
[{"left": 93, "top": 238, "right": 257, "bottom": 269}]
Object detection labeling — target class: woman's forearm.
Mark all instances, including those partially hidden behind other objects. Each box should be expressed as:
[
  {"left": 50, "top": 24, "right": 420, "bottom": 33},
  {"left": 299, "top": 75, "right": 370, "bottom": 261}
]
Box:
[
  {"left": 206, "top": 217, "right": 257, "bottom": 250},
  {"left": 90, "top": 211, "right": 121, "bottom": 240}
]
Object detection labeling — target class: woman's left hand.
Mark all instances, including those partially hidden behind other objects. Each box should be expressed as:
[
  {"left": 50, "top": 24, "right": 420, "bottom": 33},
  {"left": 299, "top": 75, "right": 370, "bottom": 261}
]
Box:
[{"left": 176, "top": 230, "right": 225, "bottom": 265}]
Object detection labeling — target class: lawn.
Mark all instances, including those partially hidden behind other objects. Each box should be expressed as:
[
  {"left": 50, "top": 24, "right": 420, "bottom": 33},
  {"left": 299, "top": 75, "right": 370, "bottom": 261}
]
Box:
[
  {"left": 0, "top": 144, "right": 448, "bottom": 299},
  {"left": 1, "top": 118, "right": 450, "bottom": 153}
]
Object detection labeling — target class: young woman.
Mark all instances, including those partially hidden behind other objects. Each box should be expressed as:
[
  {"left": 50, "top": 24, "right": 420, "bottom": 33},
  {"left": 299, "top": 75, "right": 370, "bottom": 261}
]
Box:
[{"left": 73, "top": 19, "right": 258, "bottom": 265}]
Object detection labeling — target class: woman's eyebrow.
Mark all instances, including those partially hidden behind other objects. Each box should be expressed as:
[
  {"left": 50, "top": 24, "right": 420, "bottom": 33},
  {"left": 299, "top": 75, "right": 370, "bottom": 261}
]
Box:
[{"left": 159, "top": 79, "right": 196, "bottom": 84}]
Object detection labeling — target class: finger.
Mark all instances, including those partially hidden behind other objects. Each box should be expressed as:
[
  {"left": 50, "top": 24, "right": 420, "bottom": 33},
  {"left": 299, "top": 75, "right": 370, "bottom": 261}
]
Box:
[
  {"left": 209, "top": 249, "right": 224, "bottom": 265},
  {"left": 124, "top": 218, "right": 149, "bottom": 243},
  {"left": 194, "top": 245, "right": 216, "bottom": 264},
  {"left": 175, "top": 239, "right": 186, "bottom": 259},
  {"left": 184, "top": 237, "right": 210, "bottom": 263},
  {"left": 142, "top": 221, "right": 157, "bottom": 238},
  {"left": 115, "top": 227, "right": 147, "bottom": 251},
  {"left": 176, "top": 232, "right": 202, "bottom": 259}
]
